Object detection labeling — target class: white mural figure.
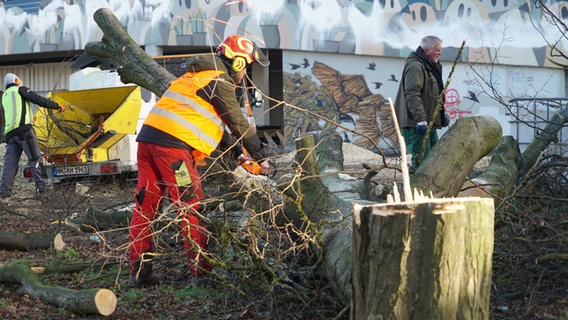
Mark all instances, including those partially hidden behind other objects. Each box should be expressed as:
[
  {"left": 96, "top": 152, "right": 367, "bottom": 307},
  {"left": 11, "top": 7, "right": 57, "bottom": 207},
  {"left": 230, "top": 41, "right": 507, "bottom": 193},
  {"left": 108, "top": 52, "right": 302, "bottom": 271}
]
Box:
[
  {"left": 346, "top": 0, "right": 403, "bottom": 55},
  {"left": 538, "top": 0, "right": 568, "bottom": 67},
  {"left": 298, "top": 0, "right": 345, "bottom": 51},
  {"left": 3, "top": 6, "right": 30, "bottom": 53},
  {"left": 0, "top": 3, "right": 6, "bottom": 54},
  {"left": 247, "top": 0, "right": 286, "bottom": 48}
]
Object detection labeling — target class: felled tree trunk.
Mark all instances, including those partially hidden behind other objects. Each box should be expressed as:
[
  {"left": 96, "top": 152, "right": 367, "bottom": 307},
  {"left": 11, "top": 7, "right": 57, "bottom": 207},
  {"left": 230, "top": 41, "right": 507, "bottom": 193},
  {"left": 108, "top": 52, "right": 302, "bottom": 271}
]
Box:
[
  {"left": 459, "top": 136, "right": 522, "bottom": 198},
  {"left": 0, "top": 231, "right": 65, "bottom": 251},
  {"left": 520, "top": 106, "right": 568, "bottom": 174},
  {"left": 411, "top": 115, "right": 503, "bottom": 197},
  {"left": 288, "top": 133, "right": 356, "bottom": 303},
  {"left": 274, "top": 116, "right": 502, "bottom": 304},
  {"left": 352, "top": 198, "right": 494, "bottom": 320},
  {"left": 460, "top": 107, "right": 568, "bottom": 198},
  {"left": 0, "top": 264, "right": 117, "bottom": 316}
]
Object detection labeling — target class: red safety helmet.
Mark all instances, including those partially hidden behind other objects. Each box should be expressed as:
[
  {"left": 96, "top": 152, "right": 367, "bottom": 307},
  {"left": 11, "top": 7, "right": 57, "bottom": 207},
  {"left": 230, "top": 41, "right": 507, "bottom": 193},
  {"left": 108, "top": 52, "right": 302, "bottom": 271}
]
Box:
[{"left": 217, "top": 35, "right": 269, "bottom": 73}]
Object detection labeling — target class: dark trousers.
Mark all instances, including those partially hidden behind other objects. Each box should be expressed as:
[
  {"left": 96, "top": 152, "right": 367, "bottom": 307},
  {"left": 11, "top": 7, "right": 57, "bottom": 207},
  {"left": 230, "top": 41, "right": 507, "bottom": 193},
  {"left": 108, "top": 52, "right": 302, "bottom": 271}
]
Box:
[{"left": 0, "top": 129, "right": 46, "bottom": 195}]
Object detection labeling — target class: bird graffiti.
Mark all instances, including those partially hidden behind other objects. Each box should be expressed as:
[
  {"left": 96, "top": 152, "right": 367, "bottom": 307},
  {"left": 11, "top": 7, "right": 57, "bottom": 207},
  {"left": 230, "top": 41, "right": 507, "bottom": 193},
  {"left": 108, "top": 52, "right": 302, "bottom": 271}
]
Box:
[
  {"left": 464, "top": 91, "right": 480, "bottom": 103},
  {"left": 289, "top": 58, "right": 310, "bottom": 70},
  {"left": 387, "top": 74, "right": 398, "bottom": 82},
  {"left": 289, "top": 63, "right": 302, "bottom": 70},
  {"left": 367, "top": 62, "right": 376, "bottom": 70}
]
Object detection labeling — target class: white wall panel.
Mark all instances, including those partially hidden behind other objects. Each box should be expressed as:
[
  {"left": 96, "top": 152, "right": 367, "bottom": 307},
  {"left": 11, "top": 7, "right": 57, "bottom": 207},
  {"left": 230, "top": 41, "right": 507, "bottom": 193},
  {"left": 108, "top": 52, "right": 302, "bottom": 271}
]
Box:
[{"left": 0, "top": 63, "right": 71, "bottom": 96}]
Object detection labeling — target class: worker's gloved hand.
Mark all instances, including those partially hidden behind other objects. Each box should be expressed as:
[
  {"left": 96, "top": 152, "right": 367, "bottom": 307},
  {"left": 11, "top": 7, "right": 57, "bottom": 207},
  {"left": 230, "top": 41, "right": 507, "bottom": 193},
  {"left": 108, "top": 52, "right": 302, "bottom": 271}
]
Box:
[
  {"left": 259, "top": 160, "right": 270, "bottom": 176},
  {"left": 237, "top": 154, "right": 251, "bottom": 166},
  {"left": 442, "top": 113, "right": 450, "bottom": 127},
  {"left": 416, "top": 121, "right": 428, "bottom": 135},
  {"left": 58, "top": 104, "right": 66, "bottom": 112}
]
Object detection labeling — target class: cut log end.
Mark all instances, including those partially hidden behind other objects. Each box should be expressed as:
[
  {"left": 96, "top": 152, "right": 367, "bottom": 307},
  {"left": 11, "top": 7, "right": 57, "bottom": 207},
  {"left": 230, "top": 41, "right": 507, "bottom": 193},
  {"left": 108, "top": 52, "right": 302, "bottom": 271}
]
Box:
[
  {"left": 95, "top": 289, "right": 117, "bottom": 316},
  {"left": 53, "top": 233, "right": 66, "bottom": 251}
]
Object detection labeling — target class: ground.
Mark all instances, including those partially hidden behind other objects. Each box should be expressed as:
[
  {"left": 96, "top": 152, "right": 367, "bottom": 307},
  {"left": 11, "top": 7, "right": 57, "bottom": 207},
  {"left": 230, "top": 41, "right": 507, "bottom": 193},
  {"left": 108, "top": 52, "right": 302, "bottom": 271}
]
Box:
[{"left": 0, "top": 143, "right": 567, "bottom": 319}]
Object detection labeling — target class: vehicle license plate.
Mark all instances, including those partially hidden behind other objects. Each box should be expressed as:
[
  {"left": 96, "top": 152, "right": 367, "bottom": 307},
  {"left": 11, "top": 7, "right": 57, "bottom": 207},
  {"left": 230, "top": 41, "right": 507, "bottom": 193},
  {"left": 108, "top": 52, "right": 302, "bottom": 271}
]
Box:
[{"left": 53, "top": 165, "right": 89, "bottom": 176}]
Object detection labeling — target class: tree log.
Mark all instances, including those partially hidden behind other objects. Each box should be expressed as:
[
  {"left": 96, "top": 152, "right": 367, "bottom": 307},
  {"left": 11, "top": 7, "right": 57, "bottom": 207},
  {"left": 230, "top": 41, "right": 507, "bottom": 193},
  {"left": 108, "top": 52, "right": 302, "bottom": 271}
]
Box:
[
  {"left": 411, "top": 115, "right": 502, "bottom": 197},
  {"left": 0, "top": 231, "right": 65, "bottom": 251},
  {"left": 520, "top": 106, "right": 568, "bottom": 174},
  {"left": 459, "top": 136, "right": 522, "bottom": 198},
  {"left": 276, "top": 116, "right": 502, "bottom": 304},
  {"left": 30, "top": 261, "right": 119, "bottom": 275},
  {"left": 352, "top": 198, "right": 494, "bottom": 320},
  {"left": 0, "top": 264, "right": 117, "bottom": 316},
  {"left": 68, "top": 207, "right": 132, "bottom": 232},
  {"left": 84, "top": 8, "right": 174, "bottom": 97}
]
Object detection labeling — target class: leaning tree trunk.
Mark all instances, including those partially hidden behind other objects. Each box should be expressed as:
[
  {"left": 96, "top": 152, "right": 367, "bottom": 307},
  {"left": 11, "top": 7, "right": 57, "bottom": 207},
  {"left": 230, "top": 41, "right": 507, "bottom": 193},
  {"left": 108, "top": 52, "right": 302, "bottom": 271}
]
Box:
[
  {"left": 0, "top": 264, "right": 117, "bottom": 316},
  {"left": 459, "top": 135, "right": 522, "bottom": 198},
  {"left": 520, "top": 106, "right": 568, "bottom": 174},
  {"left": 85, "top": 8, "right": 174, "bottom": 97},
  {"left": 411, "top": 115, "right": 503, "bottom": 197}
]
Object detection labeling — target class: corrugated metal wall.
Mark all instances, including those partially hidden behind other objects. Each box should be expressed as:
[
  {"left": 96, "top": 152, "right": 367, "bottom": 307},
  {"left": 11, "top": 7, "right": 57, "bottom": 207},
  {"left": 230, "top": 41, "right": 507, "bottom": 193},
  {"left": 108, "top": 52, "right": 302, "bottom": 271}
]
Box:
[{"left": 0, "top": 63, "right": 71, "bottom": 96}]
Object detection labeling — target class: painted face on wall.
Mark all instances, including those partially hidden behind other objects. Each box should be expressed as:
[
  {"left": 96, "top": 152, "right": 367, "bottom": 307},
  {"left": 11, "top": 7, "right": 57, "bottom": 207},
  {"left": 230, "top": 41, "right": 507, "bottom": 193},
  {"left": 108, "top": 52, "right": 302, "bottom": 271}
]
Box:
[{"left": 424, "top": 42, "right": 442, "bottom": 63}]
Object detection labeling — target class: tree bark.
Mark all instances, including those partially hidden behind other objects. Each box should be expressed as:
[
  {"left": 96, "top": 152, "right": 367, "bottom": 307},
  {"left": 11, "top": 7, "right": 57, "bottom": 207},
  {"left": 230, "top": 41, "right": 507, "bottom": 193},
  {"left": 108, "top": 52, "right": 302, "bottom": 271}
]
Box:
[
  {"left": 0, "top": 264, "right": 117, "bottom": 316},
  {"left": 276, "top": 116, "right": 502, "bottom": 304},
  {"left": 459, "top": 136, "right": 522, "bottom": 198},
  {"left": 520, "top": 106, "right": 568, "bottom": 174},
  {"left": 352, "top": 198, "right": 494, "bottom": 320},
  {"left": 0, "top": 231, "right": 65, "bottom": 251},
  {"left": 84, "top": 8, "right": 174, "bottom": 97},
  {"left": 30, "top": 261, "right": 118, "bottom": 275},
  {"left": 68, "top": 207, "right": 131, "bottom": 232},
  {"left": 411, "top": 115, "right": 503, "bottom": 198}
]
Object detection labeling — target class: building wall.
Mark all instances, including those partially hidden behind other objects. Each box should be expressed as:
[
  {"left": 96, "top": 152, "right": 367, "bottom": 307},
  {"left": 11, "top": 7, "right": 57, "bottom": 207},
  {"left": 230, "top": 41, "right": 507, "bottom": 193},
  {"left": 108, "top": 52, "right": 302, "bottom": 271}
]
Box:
[
  {"left": 0, "top": 63, "right": 70, "bottom": 95},
  {"left": 281, "top": 50, "right": 567, "bottom": 152},
  {"left": 0, "top": 0, "right": 566, "bottom": 67},
  {"left": 1, "top": 0, "right": 566, "bottom": 154}
]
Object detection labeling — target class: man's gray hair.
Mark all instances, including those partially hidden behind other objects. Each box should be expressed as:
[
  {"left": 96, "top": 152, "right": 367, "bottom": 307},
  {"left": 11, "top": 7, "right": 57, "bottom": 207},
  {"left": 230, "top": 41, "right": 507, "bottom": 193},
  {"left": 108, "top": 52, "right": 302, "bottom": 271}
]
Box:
[{"left": 420, "top": 35, "right": 442, "bottom": 49}]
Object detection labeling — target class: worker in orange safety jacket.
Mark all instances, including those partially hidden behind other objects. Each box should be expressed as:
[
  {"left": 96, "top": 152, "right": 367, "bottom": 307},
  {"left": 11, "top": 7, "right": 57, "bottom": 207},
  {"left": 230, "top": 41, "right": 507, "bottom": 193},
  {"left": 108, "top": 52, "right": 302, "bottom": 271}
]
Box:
[{"left": 129, "top": 35, "right": 270, "bottom": 287}]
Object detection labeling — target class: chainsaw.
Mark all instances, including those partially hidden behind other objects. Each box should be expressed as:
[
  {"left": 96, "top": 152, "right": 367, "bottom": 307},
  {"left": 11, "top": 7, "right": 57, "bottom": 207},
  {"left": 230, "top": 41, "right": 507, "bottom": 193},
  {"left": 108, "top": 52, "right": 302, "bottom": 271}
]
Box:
[{"left": 238, "top": 153, "right": 264, "bottom": 175}]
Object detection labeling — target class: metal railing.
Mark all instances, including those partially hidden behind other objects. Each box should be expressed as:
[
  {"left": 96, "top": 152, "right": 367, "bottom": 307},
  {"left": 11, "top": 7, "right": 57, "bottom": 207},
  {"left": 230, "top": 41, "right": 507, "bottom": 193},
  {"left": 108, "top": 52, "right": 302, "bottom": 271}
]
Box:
[{"left": 508, "top": 97, "right": 568, "bottom": 156}]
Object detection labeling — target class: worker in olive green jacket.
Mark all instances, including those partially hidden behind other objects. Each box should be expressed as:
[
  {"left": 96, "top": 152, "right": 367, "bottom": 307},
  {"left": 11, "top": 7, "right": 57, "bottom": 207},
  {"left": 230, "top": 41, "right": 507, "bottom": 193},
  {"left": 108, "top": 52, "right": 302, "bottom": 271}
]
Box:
[{"left": 394, "top": 35, "right": 450, "bottom": 170}]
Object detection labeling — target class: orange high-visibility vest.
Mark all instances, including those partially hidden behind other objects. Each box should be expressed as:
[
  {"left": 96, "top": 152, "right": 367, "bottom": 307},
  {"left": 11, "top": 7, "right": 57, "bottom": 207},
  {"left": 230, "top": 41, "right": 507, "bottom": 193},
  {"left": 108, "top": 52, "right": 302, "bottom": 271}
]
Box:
[{"left": 144, "top": 70, "right": 226, "bottom": 157}]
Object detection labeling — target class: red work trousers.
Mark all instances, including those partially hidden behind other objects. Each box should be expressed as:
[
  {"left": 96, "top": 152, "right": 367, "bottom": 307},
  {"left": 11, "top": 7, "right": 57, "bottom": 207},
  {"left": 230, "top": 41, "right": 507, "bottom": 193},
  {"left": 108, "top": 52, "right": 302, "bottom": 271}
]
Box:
[{"left": 129, "top": 142, "right": 211, "bottom": 276}]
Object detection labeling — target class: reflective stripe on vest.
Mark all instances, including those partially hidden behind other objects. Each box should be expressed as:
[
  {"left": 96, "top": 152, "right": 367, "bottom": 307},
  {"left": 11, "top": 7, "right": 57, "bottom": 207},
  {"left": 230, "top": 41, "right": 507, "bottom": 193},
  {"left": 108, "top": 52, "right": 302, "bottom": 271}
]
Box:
[
  {"left": 143, "top": 70, "right": 226, "bottom": 155},
  {"left": 1, "top": 86, "right": 32, "bottom": 135}
]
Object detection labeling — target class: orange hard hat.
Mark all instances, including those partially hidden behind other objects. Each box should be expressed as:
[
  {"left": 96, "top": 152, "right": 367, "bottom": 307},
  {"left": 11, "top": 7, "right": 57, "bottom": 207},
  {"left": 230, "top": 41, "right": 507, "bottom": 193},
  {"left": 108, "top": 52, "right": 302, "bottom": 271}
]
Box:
[{"left": 217, "top": 35, "right": 269, "bottom": 72}]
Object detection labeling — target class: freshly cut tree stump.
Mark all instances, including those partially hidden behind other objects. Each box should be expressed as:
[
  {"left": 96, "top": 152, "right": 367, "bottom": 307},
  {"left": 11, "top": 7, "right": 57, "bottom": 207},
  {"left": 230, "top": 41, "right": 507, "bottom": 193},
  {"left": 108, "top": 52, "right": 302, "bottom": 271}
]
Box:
[
  {"left": 0, "top": 264, "right": 117, "bottom": 316},
  {"left": 352, "top": 197, "right": 494, "bottom": 320},
  {"left": 0, "top": 231, "right": 65, "bottom": 251}
]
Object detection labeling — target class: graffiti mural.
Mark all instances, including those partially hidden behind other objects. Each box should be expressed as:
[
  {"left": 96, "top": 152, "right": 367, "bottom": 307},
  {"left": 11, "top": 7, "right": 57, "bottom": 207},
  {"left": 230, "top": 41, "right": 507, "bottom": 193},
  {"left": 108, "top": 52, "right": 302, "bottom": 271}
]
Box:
[
  {"left": 1, "top": 0, "right": 565, "bottom": 154},
  {"left": 0, "top": 0, "right": 566, "bottom": 67}
]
